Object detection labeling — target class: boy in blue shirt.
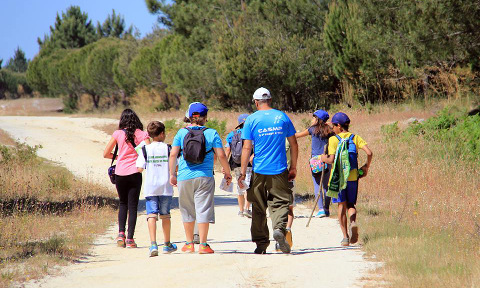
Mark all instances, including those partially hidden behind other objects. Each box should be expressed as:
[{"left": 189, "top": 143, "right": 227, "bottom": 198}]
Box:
[
  {"left": 169, "top": 103, "right": 232, "bottom": 254},
  {"left": 238, "top": 87, "right": 298, "bottom": 254}
]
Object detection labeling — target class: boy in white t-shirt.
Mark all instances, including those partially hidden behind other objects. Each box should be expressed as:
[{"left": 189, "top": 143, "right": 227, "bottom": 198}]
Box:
[{"left": 137, "top": 121, "right": 177, "bottom": 257}]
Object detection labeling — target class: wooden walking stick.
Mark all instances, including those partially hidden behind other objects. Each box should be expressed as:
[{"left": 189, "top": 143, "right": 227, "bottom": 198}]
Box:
[{"left": 306, "top": 168, "right": 325, "bottom": 227}]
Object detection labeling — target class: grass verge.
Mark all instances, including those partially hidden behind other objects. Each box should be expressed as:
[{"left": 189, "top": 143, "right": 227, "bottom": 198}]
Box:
[
  {"left": 0, "top": 137, "right": 117, "bottom": 287},
  {"left": 359, "top": 106, "right": 480, "bottom": 287}
]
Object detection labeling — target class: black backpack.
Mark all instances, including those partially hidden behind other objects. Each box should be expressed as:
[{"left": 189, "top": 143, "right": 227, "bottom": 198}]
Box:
[
  {"left": 182, "top": 127, "right": 212, "bottom": 164},
  {"left": 230, "top": 130, "right": 243, "bottom": 164}
]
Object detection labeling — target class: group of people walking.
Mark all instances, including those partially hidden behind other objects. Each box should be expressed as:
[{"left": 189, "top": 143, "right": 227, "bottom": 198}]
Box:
[{"left": 103, "top": 87, "right": 373, "bottom": 256}]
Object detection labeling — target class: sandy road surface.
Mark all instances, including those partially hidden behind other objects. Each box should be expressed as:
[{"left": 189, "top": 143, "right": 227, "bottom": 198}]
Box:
[{"left": 0, "top": 116, "right": 378, "bottom": 288}]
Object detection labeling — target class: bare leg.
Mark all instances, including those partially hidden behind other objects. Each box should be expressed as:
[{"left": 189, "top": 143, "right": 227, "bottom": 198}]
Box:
[
  {"left": 245, "top": 195, "right": 250, "bottom": 211},
  {"left": 338, "top": 202, "right": 348, "bottom": 238},
  {"left": 238, "top": 195, "right": 245, "bottom": 212},
  {"left": 183, "top": 221, "right": 195, "bottom": 243},
  {"left": 162, "top": 218, "right": 171, "bottom": 243},
  {"left": 198, "top": 223, "right": 209, "bottom": 243},
  {"left": 147, "top": 217, "right": 157, "bottom": 243},
  {"left": 348, "top": 207, "right": 357, "bottom": 224},
  {"left": 286, "top": 206, "right": 294, "bottom": 229}
]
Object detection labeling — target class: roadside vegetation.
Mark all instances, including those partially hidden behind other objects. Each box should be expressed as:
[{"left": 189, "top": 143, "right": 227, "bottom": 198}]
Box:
[
  {"left": 0, "top": 135, "right": 117, "bottom": 287},
  {"left": 359, "top": 104, "right": 480, "bottom": 287},
  {"left": 18, "top": 1, "right": 480, "bottom": 114}
]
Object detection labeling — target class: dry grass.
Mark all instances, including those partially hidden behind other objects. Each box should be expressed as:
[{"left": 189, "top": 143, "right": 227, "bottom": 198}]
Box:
[
  {"left": 0, "top": 139, "right": 116, "bottom": 287},
  {"left": 0, "top": 130, "right": 15, "bottom": 146}
]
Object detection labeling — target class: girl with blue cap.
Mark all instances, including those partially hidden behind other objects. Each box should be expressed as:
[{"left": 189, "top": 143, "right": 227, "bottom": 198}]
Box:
[{"left": 295, "top": 109, "right": 334, "bottom": 217}]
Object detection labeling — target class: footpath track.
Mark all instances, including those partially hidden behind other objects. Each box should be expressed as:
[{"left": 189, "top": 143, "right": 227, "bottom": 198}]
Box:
[{"left": 0, "top": 116, "right": 377, "bottom": 288}]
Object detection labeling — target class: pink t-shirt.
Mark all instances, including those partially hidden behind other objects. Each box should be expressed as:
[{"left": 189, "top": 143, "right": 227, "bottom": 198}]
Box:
[{"left": 112, "top": 129, "right": 149, "bottom": 176}]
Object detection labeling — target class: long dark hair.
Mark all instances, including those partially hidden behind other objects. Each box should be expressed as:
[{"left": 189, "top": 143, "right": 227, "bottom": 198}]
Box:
[
  {"left": 310, "top": 116, "right": 334, "bottom": 139},
  {"left": 118, "top": 109, "right": 143, "bottom": 146}
]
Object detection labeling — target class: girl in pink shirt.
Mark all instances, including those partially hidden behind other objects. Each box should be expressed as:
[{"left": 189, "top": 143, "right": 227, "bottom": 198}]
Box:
[{"left": 104, "top": 109, "right": 149, "bottom": 248}]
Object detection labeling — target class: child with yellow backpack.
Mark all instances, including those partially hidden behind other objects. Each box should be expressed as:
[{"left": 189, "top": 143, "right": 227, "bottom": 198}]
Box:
[{"left": 322, "top": 112, "right": 373, "bottom": 246}]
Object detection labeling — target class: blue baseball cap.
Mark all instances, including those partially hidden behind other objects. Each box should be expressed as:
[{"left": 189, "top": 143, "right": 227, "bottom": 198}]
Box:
[
  {"left": 237, "top": 113, "right": 249, "bottom": 124},
  {"left": 188, "top": 102, "right": 208, "bottom": 117},
  {"left": 313, "top": 110, "right": 329, "bottom": 122},
  {"left": 331, "top": 112, "right": 350, "bottom": 125},
  {"left": 185, "top": 102, "right": 201, "bottom": 118}
]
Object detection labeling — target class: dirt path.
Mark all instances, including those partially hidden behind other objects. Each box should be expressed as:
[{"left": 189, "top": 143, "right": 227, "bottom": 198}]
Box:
[{"left": 0, "top": 116, "right": 378, "bottom": 288}]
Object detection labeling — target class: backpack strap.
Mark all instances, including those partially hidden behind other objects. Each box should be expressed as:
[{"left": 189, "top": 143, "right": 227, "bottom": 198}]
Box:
[
  {"left": 142, "top": 145, "right": 147, "bottom": 162},
  {"left": 348, "top": 134, "right": 355, "bottom": 141},
  {"left": 110, "top": 144, "right": 118, "bottom": 167},
  {"left": 335, "top": 135, "right": 342, "bottom": 141}
]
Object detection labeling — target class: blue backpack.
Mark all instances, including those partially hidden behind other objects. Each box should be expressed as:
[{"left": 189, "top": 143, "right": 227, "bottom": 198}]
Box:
[{"left": 336, "top": 134, "right": 358, "bottom": 171}]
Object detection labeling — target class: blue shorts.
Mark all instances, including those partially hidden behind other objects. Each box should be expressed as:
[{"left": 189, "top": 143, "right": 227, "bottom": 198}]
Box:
[
  {"left": 145, "top": 196, "right": 173, "bottom": 219},
  {"left": 331, "top": 181, "right": 358, "bottom": 204}
]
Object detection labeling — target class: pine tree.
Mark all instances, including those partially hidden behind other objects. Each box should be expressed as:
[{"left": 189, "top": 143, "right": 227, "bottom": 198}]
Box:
[
  {"left": 6, "top": 47, "right": 29, "bottom": 73},
  {"left": 37, "top": 6, "right": 97, "bottom": 52},
  {"left": 97, "top": 9, "right": 134, "bottom": 39}
]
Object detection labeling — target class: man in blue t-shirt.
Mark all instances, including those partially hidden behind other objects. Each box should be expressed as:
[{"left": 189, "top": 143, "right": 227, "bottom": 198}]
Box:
[
  {"left": 169, "top": 102, "right": 232, "bottom": 254},
  {"left": 238, "top": 87, "right": 298, "bottom": 254}
]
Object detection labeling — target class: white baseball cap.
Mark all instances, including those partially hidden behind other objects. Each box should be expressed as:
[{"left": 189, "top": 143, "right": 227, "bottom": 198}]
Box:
[{"left": 253, "top": 87, "right": 271, "bottom": 100}]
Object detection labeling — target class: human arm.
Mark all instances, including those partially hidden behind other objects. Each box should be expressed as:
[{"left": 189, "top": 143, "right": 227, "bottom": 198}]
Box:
[
  {"left": 322, "top": 154, "right": 335, "bottom": 164},
  {"left": 295, "top": 129, "right": 310, "bottom": 138},
  {"left": 137, "top": 168, "right": 144, "bottom": 173},
  {"left": 238, "top": 140, "right": 253, "bottom": 189},
  {"left": 214, "top": 147, "right": 232, "bottom": 186},
  {"left": 359, "top": 145, "right": 373, "bottom": 178},
  {"left": 221, "top": 147, "right": 231, "bottom": 173},
  {"left": 103, "top": 137, "right": 117, "bottom": 159},
  {"left": 286, "top": 135, "right": 298, "bottom": 181},
  {"left": 169, "top": 146, "right": 180, "bottom": 187}
]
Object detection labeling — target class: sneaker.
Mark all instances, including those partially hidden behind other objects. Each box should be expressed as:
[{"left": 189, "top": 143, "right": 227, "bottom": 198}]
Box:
[
  {"left": 193, "top": 234, "right": 200, "bottom": 244},
  {"left": 275, "top": 242, "right": 281, "bottom": 252},
  {"left": 198, "top": 243, "right": 214, "bottom": 254},
  {"left": 285, "top": 228, "right": 293, "bottom": 248},
  {"left": 126, "top": 238, "right": 137, "bottom": 248},
  {"left": 181, "top": 242, "right": 195, "bottom": 253},
  {"left": 243, "top": 210, "right": 252, "bottom": 218},
  {"left": 163, "top": 242, "right": 178, "bottom": 254},
  {"left": 315, "top": 210, "right": 327, "bottom": 218},
  {"left": 341, "top": 237, "right": 350, "bottom": 246},
  {"left": 116, "top": 232, "right": 126, "bottom": 248},
  {"left": 149, "top": 244, "right": 159, "bottom": 257},
  {"left": 238, "top": 211, "right": 244, "bottom": 217},
  {"left": 349, "top": 222, "right": 359, "bottom": 244},
  {"left": 273, "top": 229, "right": 291, "bottom": 254}
]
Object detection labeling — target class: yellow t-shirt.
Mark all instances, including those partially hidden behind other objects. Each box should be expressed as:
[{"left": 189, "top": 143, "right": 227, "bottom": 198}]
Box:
[{"left": 327, "top": 132, "right": 367, "bottom": 181}]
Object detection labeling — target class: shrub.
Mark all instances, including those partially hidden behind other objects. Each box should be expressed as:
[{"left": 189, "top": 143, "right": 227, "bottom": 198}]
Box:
[{"left": 206, "top": 118, "right": 227, "bottom": 137}]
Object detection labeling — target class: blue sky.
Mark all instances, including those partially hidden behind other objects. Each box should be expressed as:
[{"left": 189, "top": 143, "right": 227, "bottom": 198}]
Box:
[{"left": 0, "top": 0, "right": 162, "bottom": 63}]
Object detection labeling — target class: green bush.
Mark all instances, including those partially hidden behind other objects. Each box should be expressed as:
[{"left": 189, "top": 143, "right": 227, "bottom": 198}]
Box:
[
  {"left": 163, "top": 119, "right": 180, "bottom": 131},
  {"left": 397, "top": 108, "right": 480, "bottom": 163},
  {"left": 206, "top": 118, "right": 227, "bottom": 137}
]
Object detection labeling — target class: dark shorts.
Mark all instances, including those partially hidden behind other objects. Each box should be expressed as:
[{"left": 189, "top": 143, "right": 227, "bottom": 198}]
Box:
[{"left": 331, "top": 181, "right": 358, "bottom": 204}]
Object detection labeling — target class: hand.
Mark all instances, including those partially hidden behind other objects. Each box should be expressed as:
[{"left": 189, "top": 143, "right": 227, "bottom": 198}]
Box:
[
  {"left": 237, "top": 174, "right": 246, "bottom": 189},
  {"left": 359, "top": 165, "right": 369, "bottom": 178},
  {"left": 224, "top": 172, "right": 232, "bottom": 186},
  {"left": 288, "top": 167, "right": 297, "bottom": 182},
  {"left": 169, "top": 175, "right": 177, "bottom": 187}
]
